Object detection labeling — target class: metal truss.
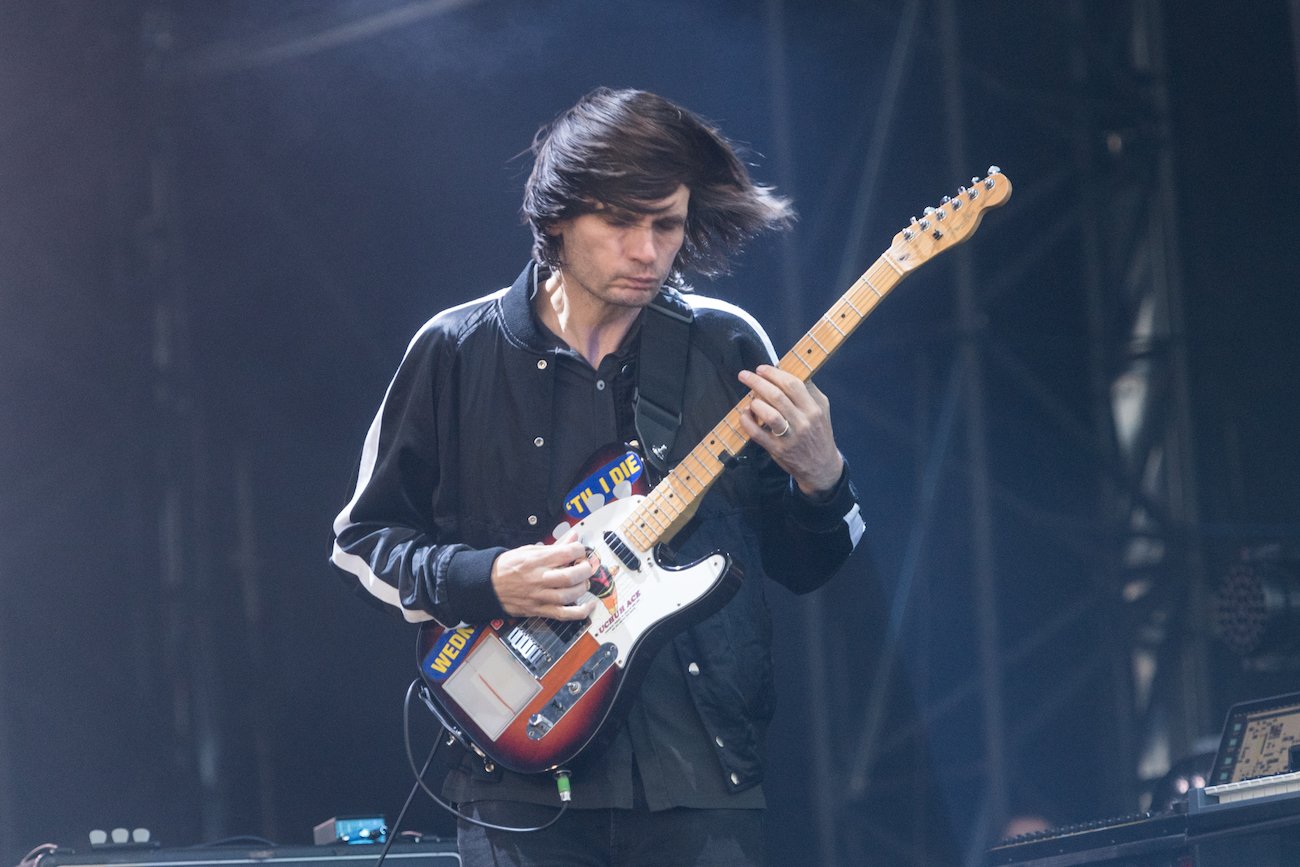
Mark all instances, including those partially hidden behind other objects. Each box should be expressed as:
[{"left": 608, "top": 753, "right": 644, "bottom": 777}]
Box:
[
  {"left": 1069, "top": 0, "right": 1211, "bottom": 808},
  {"left": 763, "top": 0, "right": 1207, "bottom": 863}
]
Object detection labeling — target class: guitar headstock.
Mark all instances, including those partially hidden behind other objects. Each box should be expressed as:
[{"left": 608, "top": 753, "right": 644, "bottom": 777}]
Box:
[{"left": 887, "top": 167, "right": 1012, "bottom": 273}]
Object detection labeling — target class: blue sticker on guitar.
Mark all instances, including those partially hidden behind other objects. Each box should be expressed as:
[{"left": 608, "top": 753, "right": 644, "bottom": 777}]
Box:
[
  {"left": 563, "top": 451, "right": 644, "bottom": 518},
  {"left": 422, "top": 625, "right": 480, "bottom": 681}
]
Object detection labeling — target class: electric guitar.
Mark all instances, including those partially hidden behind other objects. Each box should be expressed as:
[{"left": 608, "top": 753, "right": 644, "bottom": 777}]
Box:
[{"left": 416, "top": 168, "right": 1013, "bottom": 774}]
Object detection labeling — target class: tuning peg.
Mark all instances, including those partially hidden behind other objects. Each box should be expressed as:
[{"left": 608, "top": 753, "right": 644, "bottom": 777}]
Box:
[
  {"left": 941, "top": 195, "right": 952, "bottom": 204},
  {"left": 987, "top": 165, "right": 1002, "bottom": 175},
  {"left": 903, "top": 228, "right": 915, "bottom": 241},
  {"left": 924, "top": 206, "right": 936, "bottom": 214}
]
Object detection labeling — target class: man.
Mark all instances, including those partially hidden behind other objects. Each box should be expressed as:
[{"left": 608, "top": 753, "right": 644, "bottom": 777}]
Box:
[{"left": 331, "top": 87, "right": 864, "bottom": 866}]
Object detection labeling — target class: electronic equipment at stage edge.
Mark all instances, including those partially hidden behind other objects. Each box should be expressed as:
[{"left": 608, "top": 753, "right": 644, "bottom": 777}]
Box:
[
  {"left": 989, "top": 690, "right": 1300, "bottom": 865},
  {"left": 312, "top": 815, "right": 388, "bottom": 846}
]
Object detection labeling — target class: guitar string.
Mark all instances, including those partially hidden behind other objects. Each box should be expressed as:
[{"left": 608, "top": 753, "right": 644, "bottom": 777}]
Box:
[
  {"left": 448, "top": 184, "right": 1001, "bottom": 708},
  {"left": 508, "top": 252, "right": 902, "bottom": 661},
  {"left": 497, "top": 251, "right": 923, "bottom": 667}
]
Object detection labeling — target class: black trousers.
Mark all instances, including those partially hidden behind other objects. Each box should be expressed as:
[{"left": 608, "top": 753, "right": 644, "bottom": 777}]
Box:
[{"left": 456, "top": 800, "right": 766, "bottom": 867}]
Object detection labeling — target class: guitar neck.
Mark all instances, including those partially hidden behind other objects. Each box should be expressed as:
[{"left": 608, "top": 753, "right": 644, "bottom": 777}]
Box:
[
  {"left": 619, "top": 253, "right": 907, "bottom": 552},
  {"left": 617, "top": 168, "right": 1013, "bottom": 552}
]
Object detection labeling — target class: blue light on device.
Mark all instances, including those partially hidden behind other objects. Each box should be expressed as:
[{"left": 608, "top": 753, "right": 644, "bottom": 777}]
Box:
[{"left": 312, "top": 815, "right": 387, "bottom": 845}]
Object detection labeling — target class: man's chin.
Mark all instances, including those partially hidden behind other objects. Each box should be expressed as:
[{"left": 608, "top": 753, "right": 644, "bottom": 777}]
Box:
[{"left": 608, "top": 286, "right": 660, "bottom": 307}]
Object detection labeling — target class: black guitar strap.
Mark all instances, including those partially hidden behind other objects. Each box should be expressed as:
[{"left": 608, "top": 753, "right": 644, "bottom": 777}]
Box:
[{"left": 635, "top": 287, "right": 693, "bottom": 475}]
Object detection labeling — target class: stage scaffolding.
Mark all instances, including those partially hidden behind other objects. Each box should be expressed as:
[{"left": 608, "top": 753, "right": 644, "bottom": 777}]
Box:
[{"left": 762, "top": 1, "right": 1211, "bottom": 863}]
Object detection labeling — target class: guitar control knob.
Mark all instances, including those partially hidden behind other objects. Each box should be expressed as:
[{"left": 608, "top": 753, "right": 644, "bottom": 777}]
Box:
[{"left": 567, "top": 681, "right": 582, "bottom": 695}]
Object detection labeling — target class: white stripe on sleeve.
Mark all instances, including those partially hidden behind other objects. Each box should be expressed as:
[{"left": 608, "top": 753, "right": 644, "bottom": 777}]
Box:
[{"left": 330, "top": 288, "right": 507, "bottom": 619}]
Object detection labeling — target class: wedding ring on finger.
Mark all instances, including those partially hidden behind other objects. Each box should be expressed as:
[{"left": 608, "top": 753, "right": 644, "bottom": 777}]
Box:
[{"left": 774, "top": 417, "right": 791, "bottom": 438}]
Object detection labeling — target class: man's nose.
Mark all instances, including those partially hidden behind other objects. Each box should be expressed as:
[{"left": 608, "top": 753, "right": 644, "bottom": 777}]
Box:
[{"left": 625, "top": 226, "right": 658, "bottom": 263}]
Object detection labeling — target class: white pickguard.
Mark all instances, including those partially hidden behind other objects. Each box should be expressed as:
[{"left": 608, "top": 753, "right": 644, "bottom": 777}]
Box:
[{"left": 567, "top": 495, "right": 728, "bottom": 665}]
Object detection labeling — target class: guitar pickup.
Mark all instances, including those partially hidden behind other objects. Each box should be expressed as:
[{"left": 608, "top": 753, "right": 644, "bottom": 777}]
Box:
[
  {"left": 502, "top": 618, "right": 587, "bottom": 677},
  {"left": 603, "top": 531, "right": 641, "bottom": 570}
]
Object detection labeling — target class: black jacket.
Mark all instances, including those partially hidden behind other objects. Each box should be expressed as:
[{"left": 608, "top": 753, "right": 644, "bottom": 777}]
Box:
[{"left": 331, "top": 262, "right": 863, "bottom": 791}]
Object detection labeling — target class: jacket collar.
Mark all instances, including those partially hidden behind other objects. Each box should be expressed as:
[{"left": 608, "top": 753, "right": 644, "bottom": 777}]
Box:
[
  {"left": 499, "top": 261, "right": 554, "bottom": 352},
  {"left": 501, "top": 261, "right": 681, "bottom": 354}
]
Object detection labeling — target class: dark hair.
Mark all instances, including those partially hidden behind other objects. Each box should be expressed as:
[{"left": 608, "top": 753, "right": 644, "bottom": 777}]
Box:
[{"left": 522, "top": 87, "right": 794, "bottom": 278}]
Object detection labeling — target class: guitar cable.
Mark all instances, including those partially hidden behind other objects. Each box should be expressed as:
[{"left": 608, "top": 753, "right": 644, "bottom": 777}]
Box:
[
  {"left": 373, "top": 724, "right": 436, "bottom": 867},
  {"left": 400, "top": 678, "right": 573, "bottom": 834}
]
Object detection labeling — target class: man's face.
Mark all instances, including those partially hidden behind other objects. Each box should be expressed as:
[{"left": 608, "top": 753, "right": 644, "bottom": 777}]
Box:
[{"left": 550, "top": 185, "right": 690, "bottom": 310}]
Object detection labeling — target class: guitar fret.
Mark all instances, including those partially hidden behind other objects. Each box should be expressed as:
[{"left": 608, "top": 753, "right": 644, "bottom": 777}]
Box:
[
  {"left": 662, "top": 480, "right": 688, "bottom": 516},
  {"left": 623, "top": 520, "right": 649, "bottom": 546},
  {"left": 685, "top": 451, "right": 717, "bottom": 480},
  {"left": 653, "top": 489, "right": 678, "bottom": 521},
  {"left": 640, "top": 503, "right": 670, "bottom": 533},
  {"left": 855, "top": 282, "right": 877, "bottom": 304},
  {"left": 823, "top": 315, "right": 848, "bottom": 337},
  {"left": 830, "top": 302, "right": 861, "bottom": 330},
  {"left": 834, "top": 300, "right": 858, "bottom": 319},
  {"left": 686, "top": 457, "right": 719, "bottom": 489},
  {"left": 788, "top": 352, "right": 815, "bottom": 375},
  {"left": 672, "top": 468, "right": 703, "bottom": 495},
  {"left": 813, "top": 320, "right": 845, "bottom": 345},
  {"left": 625, "top": 520, "right": 653, "bottom": 549},
  {"left": 715, "top": 416, "right": 746, "bottom": 448},
  {"left": 795, "top": 338, "right": 820, "bottom": 361},
  {"left": 846, "top": 292, "right": 872, "bottom": 319}
]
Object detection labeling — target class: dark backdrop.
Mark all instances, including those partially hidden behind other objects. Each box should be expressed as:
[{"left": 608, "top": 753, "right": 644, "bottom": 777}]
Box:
[{"left": 3, "top": 1, "right": 1298, "bottom": 865}]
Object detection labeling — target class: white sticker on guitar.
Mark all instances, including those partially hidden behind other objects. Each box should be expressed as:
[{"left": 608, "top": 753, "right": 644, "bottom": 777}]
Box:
[{"left": 442, "top": 633, "right": 541, "bottom": 740}]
